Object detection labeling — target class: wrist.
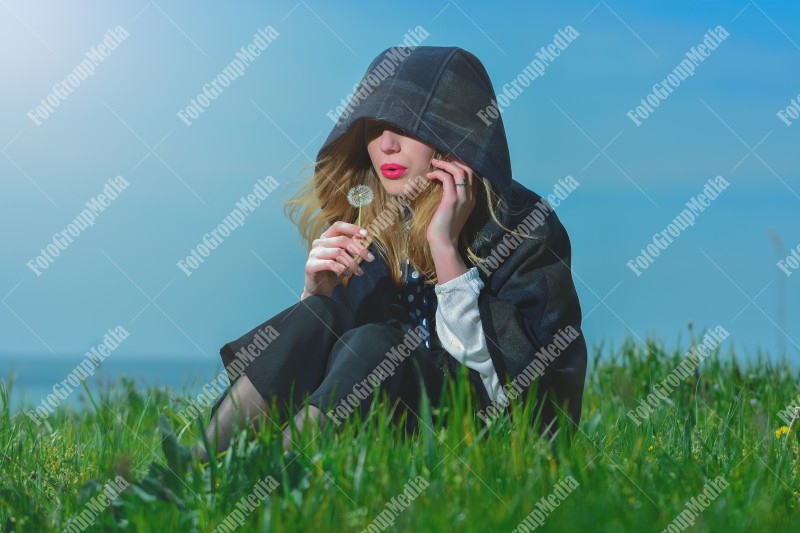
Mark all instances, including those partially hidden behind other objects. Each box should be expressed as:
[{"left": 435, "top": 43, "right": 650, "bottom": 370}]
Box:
[
  {"left": 427, "top": 237, "right": 458, "bottom": 254},
  {"left": 430, "top": 243, "right": 468, "bottom": 285}
]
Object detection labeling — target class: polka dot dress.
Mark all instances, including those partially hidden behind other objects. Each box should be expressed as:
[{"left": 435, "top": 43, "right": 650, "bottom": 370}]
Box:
[{"left": 399, "top": 205, "right": 438, "bottom": 350}]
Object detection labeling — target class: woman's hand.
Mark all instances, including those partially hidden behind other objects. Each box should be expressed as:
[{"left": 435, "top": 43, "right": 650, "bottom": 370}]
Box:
[
  {"left": 302, "top": 221, "right": 375, "bottom": 299},
  {"left": 425, "top": 157, "right": 476, "bottom": 248}
]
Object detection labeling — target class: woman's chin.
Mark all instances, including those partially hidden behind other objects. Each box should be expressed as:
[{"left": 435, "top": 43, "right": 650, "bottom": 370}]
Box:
[{"left": 378, "top": 176, "right": 411, "bottom": 195}]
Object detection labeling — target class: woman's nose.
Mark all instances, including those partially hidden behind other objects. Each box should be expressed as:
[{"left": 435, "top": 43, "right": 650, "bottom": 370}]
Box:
[{"left": 379, "top": 130, "right": 400, "bottom": 152}]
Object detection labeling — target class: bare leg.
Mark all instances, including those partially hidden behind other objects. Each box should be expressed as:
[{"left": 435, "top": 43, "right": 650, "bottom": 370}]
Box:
[
  {"left": 281, "top": 404, "right": 327, "bottom": 453},
  {"left": 191, "top": 375, "right": 267, "bottom": 461}
]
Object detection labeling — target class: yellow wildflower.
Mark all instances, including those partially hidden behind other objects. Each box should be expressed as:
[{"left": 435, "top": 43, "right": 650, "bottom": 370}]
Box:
[{"left": 775, "top": 426, "right": 790, "bottom": 438}]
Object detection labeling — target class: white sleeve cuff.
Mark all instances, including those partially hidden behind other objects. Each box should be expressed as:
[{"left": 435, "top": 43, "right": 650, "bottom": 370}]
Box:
[{"left": 434, "top": 265, "right": 483, "bottom": 296}]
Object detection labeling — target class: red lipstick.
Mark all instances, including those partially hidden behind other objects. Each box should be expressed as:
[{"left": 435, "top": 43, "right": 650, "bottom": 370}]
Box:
[{"left": 380, "top": 163, "right": 407, "bottom": 179}]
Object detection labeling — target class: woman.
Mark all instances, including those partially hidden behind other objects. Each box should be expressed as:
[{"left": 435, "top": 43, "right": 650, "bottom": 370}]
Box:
[{"left": 192, "top": 46, "right": 587, "bottom": 461}]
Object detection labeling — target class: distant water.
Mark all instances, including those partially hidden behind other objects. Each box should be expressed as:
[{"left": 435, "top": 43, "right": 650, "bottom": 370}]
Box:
[
  {"left": 2, "top": 357, "right": 224, "bottom": 416},
  {"left": 4, "top": 347, "right": 797, "bottom": 417}
]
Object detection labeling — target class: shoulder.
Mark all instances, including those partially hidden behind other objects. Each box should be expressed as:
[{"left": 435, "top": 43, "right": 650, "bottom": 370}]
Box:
[
  {"left": 488, "top": 179, "right": 573, "bottom": 255},
  {"left": 468, "top": 179, "right": 578, "bottom": 292}
]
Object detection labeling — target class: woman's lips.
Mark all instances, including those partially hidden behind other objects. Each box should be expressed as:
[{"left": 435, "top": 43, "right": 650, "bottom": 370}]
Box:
[{"left": 380, "top": 163, "right": 408, "bottom": 179}]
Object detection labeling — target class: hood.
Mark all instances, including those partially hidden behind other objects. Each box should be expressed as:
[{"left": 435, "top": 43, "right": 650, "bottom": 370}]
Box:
[{"left": 317, "top": 46, "right": 540, "bottom": 254}]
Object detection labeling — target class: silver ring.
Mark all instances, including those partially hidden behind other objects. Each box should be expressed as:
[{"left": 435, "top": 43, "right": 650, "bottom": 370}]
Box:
[{"left": 455, "top": 181, "right": 468, "bottom": 187}]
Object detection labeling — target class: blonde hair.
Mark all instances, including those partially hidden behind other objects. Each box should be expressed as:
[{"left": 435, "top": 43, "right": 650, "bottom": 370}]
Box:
[{"left": 283, "top": 119, "right": 535, "bottom": 288}]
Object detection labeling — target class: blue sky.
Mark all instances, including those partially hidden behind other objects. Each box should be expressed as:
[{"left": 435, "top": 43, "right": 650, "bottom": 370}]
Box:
[{"left": 1, "top": 0, "right": 799, "bottom": 370}]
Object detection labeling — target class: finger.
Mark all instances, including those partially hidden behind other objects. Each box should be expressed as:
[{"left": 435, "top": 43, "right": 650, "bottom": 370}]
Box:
[
  {"left": 448, "top": 160, "right": 475, "bottom": 190},
  {"left": 430, "top": 158, "right": 468, "bottom": 191},
  {"left": 345, "top": 237, "right": 375, "bottom": 263},
  {"left": 431, "top": 159, "right": 470, "bottom": 203},
  {"left": 432, "top": 158, "right": 473, "bottom": 187},
  {"left": 431, "top": 159, "right": 474, "bottom": 184},
  {"left": 313, "top": 247, "right": 364, "bottom": 275},
  {"left": 321, "top": 221, "right": 368, "bottom": 240},
  {"left": 335, "top": 248, "right": 365, "bottom": 275},
  {"left": 444, "top": 160, "right": 475, "bottom": 204},
  {"left": 426, "top": 169, "right": 457, "bottom": 201},
  {"left": 314, "top": 235, "right": 374, "bottom": 263},
  {"left": 445, "top": 158, "right": 472, "bottom": 174},
  {"left": 431, "top": 157, "right": 466, "bottom": 174},
  {"left": 308, "top": 257, "right": 348, "bottom": 276}
]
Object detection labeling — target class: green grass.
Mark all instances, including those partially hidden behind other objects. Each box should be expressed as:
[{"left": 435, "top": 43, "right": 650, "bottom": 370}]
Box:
[{"left": 2, "top": 332, "right": 800, "bottom": 532}]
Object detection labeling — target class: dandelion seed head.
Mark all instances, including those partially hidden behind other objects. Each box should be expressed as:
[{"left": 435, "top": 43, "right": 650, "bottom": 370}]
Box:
[{"left": 347, "top": 185, "right": 375, "bottom": 208}]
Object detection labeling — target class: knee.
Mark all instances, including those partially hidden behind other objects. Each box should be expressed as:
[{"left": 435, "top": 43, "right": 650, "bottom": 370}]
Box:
[
  {"left": 300, "top": 294, "right": 338, "bottom": 312},
  {"left": 330, "top": 323, "right": 406, "bottom": 368},
  {"left": 300, "top": 294, "right": 354, "bottom": 327},
  {"left": 330, "top": 324, "right": 409, "bottom": 376},
  {"left": 340, "top": 323, "right": 400, "bottom": 346}
]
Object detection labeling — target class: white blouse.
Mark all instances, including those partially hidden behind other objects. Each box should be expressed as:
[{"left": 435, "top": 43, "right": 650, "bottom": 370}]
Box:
[{"left": 434, "top": 266, "right": 508, "bottom": 404}]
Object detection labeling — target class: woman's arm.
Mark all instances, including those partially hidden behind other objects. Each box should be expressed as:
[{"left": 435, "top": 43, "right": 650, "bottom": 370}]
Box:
[
  {"left": 429, "top": 239, "right": 469, "bottom": 284},
  {"left": 434, "top": 266, "right": 507, "bottom": 404},
  {"left": 475, "top": 211, "right": 587, "bottom": 432}
]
